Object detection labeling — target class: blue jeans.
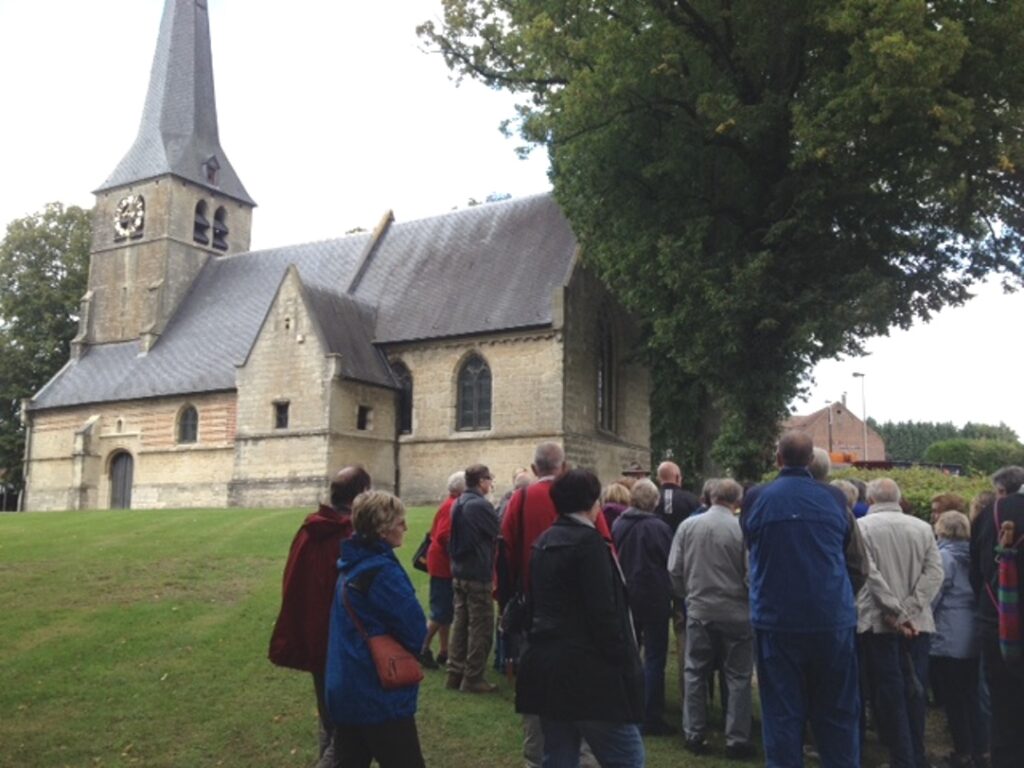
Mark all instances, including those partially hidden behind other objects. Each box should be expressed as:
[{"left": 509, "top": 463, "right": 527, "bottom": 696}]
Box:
[
  {"left": 863, "top": 631, "right": 930, "bottom": 768},
  {"left": 540, "top": 719, "right": 644, "bottom": 768},
  {"left": 636, "top": 613, "right": 669, "bottom": 725},
  {"left": 755, "top": 628, "right": 860, "bottom": 768}
]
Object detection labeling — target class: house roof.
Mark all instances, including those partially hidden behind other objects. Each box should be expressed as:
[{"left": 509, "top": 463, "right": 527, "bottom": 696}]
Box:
[
  {"left": 94, "top": 0, "right": 254, "bottom": 205},
  {"left": 30, "top": 194, "right": 577, "bottom": 411}
]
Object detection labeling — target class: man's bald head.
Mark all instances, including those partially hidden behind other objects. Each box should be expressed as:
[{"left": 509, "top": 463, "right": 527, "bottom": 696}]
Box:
[
  {"left": 657, "top": 461, "right": 682, "bottom": 486},
  {"left": 330, "top": 465, "right": 372, "bottom": 509},
  {"left": 777, "top": 431, "right": 814, "bottom": 469}
]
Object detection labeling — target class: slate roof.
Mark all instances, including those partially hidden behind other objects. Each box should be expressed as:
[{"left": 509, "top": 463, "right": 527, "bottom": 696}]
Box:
[
  {"left": 30, "top": 194, "right": 578, "bottom": 411},
  {"left": 95, "top": 0, "right": 254, "bottom": 205}
]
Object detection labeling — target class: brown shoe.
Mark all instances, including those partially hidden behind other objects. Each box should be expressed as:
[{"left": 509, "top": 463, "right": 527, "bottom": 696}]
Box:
[
  {"left": 459, "top": 677, "right": 498, "bottom": 693},
  {"left": 444, "top": 672, "right": 463, "bottom": 690}
]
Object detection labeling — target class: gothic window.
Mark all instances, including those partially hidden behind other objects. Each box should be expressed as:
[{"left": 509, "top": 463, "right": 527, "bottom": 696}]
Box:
[
  {"left": 274, "top": 401, "right": 289, "bottom": 429},
  {"left": 178, "top": 405, "right": 198, "bottom": 444},
  {"left": 392, "top": 361, "right": 413, "bottom": 434},
  {"left": 212, "top": 206, "right": 229, "bottom": 251},
  {"left": 597, "top": 321, "right": 616, "bottom": 432},
  {"left": 193, "top": 200, "right": 210, "bottom": 245},
  {"left": 457, "top": 353, "right": 492, "bottom": 431}
]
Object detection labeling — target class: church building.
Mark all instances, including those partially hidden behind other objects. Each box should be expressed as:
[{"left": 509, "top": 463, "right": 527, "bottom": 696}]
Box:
[{"left": 22, "top": 0, "right": 651, "bottom": 510}]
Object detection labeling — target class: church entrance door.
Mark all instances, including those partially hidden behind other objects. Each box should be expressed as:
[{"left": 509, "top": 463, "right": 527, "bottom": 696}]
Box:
[{"left": 110, "top": 452, "right": 133, "bottom": 509}]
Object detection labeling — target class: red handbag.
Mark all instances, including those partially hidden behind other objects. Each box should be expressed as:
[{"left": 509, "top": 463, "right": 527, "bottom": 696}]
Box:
[{"left": 342, "top": 581, "right": 423, "bottom": 690}]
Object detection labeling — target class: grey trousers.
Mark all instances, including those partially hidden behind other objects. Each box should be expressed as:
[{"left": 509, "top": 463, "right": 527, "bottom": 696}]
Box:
[
  {"left": 313, "top": 672, "right": 339, "bottom": 768},
  {"left": 683, "top": 617, "right": 754, "bottom": 747}
]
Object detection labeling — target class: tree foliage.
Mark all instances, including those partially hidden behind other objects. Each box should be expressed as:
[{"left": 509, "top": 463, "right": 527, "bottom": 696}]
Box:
[
  {"left": 0, "top": 203, "right": 91, "bottom": 494},
  {"left": 420, "top": 0, "right": 1024, "bottom": 478},
  {"left": 870, "top": 418, "right": 1020, "bottom": 461},
  {"left": 924, "top": 438, "right": 1024, "bottom": 475}
]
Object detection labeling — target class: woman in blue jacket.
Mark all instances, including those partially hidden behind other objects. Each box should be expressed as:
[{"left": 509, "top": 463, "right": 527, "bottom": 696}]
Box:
[
  {"left": 325, "top": 490, "right": 427, "bottom": 768},
  {"left": 931, "top": 510, "right": 988, "bottom": 768}
]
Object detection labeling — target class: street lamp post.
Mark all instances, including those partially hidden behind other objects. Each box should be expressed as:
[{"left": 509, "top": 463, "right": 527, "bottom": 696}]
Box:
[{"left": 852, "top": 372, "right": 868, "bottom": 461}]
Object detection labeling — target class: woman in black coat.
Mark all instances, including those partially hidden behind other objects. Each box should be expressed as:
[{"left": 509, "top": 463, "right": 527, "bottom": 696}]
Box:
[{"left": 515, "top": 469, "right": 645, "bottom": 768}]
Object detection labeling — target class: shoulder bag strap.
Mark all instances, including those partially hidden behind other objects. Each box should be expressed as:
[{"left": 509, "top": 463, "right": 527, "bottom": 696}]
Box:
[{"left": 341, "top": 568, "right": 381, "bottom": 640}]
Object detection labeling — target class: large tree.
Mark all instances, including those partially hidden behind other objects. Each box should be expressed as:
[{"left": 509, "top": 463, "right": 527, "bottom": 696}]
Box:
[
  {"left": 0, "top": 203, "right": 91, "bottom": 498},
  {"left": 420, "top": 0, "right": 1024, "bottom": 478}
]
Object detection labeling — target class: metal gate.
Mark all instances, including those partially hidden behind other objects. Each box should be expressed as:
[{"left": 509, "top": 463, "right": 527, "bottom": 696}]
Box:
[{"left": 110, "top": 452, "right": 133, "bottom": 509}]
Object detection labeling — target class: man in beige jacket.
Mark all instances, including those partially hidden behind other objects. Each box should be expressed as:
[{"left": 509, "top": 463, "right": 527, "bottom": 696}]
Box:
[{"left": 857, "top": 477, "right": 943, "bottom": 768}]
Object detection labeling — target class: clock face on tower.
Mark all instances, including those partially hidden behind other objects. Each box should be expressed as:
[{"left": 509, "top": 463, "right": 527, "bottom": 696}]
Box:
[{"left": 113, "top": 195, "right": 145, "bottom": 239}]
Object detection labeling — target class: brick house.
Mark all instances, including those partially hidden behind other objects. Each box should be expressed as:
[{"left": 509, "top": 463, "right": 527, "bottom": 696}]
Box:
[{"left": 782, "top": 399, "right": 886, "bottom": 463}]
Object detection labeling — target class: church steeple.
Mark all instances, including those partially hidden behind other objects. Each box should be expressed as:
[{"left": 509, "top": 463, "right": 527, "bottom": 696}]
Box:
[
  {"left": 82, "top": 0, "right": 255, "bottom": 350},
  {"left": 96, "top": 0, "right": 254, "bottom": 205}
]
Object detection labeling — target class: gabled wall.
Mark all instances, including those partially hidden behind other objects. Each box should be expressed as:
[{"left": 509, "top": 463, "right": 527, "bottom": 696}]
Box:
[{"left": 230, "top": 269, "right": 332, "bottom": 507}]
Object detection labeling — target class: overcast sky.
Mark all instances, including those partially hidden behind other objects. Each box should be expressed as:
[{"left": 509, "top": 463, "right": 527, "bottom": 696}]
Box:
[{"left": 1, "top": 0, "right": 1021, "bottom": 439}]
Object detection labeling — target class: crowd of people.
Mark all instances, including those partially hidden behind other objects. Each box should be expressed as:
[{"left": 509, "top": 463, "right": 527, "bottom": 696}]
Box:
[{"left": 267, "top": 435, "right": 1024, "bottom": 768}]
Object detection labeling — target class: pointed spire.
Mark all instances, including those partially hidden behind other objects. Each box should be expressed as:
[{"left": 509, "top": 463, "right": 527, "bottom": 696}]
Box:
[{"left": 96, "top": 0, "right": 254, "bottom": 205}]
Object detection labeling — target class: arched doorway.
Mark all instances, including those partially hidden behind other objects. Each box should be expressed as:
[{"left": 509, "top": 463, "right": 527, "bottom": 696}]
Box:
[{"left": 110, "top": 452, "right": 134, "bottom": 509}]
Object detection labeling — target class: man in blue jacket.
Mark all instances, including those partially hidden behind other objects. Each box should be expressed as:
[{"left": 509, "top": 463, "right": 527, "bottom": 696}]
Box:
[{"left": 741, "top": 431, "right": 869, "bottom": 767}]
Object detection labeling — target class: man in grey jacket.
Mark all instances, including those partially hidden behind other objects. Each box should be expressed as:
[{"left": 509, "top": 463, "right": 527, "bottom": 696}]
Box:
[
  {"left": 447, "top": 463, "right": 500, "bottom": 693},
  {"left": 857, "top": 477, "right": 944, "bottom": 768},
  {"left": 668, "top": 478, "right": 755, "bottom": 759}
]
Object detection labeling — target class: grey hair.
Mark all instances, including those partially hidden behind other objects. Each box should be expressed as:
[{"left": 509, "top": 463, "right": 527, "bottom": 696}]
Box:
[
  {"left": 710, "top": 478, "right": 743, "bottom": 507},
  {"left": 809, "top": 448, "right": 831, "bottom": 481},
  {"left": 935, "top": 510, "right": 970, "bottom": 541},
  {"left": 447, "top": 470, "right": 466, "bottom": 495},
  {"left": 867, "top": 477, "right": 902, "bottom": 505},
  {"left": 533, "top": 441, "right": 565, "bottom": 476},
  {"left": 831, "top": 480, "right": 858, "bottom": 511},
  {"left": 991, "top": 466, "right": 1024, "bottom": 495},
  {"left": 630, "top": 478, "right": 660, "bottom": 512}
]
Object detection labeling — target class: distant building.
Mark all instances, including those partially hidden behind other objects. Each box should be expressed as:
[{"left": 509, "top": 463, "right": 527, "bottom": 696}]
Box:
[
  {"left": 21, "top": 0, "right": 650, "bottom": 511},
  {"left": 782, "top": 399, "right": 885, "bottom": 463}
]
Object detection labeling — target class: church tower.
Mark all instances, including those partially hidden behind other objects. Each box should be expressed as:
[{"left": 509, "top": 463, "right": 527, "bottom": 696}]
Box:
[{"left": 79, "top": 0, "right": 255, "bottom": 352}]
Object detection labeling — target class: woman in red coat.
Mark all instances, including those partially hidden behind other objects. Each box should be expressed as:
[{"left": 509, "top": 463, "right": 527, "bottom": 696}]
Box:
[{"left": 419, "top": 470, "right": 465, "bottom": 668}]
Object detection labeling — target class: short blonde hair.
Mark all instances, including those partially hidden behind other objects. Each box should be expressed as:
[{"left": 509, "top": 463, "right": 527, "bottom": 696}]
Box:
[
  {"left": 601, "top": 482, "right": 631, "bottom": 506},
  {"left": 630, "top": 478, "right": 660, "bottom": 512},
  {"left": 935, "top": 509, "right": 970, "bottom": 541},
  {"left": 352, "top": 490, "right": 406, "bottom": 541}
]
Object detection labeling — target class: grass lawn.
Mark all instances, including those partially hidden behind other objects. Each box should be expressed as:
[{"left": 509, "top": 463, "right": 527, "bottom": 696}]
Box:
[{"left": 0, "top": 506, "right": 948, "bottom": 767}]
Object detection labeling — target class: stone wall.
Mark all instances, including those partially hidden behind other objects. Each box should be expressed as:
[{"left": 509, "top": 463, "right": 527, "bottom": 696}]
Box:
[
  {"left": 561, "top": 265, "right": 651, "bottom": 483},
  {"left": 24, "top": 392, "right": 236, "bottom": 510},
  {"left": 388, "top": 331, "right": 565, "bottom": 504}
]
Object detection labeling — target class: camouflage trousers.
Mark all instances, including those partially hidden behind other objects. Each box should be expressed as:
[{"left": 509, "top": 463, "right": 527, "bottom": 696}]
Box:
[{"left": 448, "top": 578, "right": 494, "bottom": 682}]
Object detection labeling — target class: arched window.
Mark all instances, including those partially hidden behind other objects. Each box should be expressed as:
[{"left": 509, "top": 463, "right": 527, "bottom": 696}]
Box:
[
  {"left": 457, "top": 353, "right": 492, "bottom": 431},
  {"left": 392, "top": 361, "right": 413, "bottom": 435},
  {"left": 597, "top": 321, "right": 615, "bottom": 432},
  {"left": 212, "top": 206, "right": 229, "bottom": 251},
  {"left": 110, "top": 452, "right": 134, "bottom": 509},
  {"left": 178, "top": 405, "right": 198, "bottom": 444},
  {"left": 193, "top": 200, "right": 210, "bottom": 245}
]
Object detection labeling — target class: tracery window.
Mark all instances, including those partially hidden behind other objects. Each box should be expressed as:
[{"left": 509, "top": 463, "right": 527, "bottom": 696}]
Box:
[
  {"left": 597, "top": 321, "right": 615, "bottom": 432},
  {"left": 456, "top": 353, "right": 492, "bottom": 431}
]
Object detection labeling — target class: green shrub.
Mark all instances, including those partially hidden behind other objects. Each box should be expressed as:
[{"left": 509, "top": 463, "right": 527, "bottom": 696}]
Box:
[
  {"left": 827, "top": 466, "right": 991, "bottom": 521},
  {"left": 923, "top": 439, "right": 1024, "bottom": 475}
]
